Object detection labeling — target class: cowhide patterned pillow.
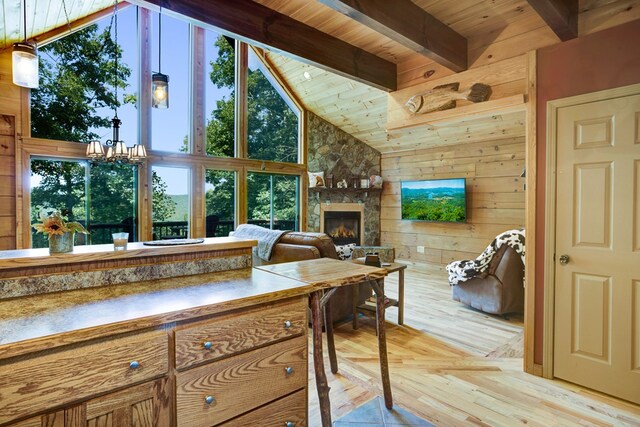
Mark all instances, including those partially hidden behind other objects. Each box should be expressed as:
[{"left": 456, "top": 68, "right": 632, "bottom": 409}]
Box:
[{"left": 335, "top": 243, "right": 356, "bottom": 260}]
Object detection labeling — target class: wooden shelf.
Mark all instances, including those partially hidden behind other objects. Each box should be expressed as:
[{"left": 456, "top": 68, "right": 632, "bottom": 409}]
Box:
[
  {"left": 309, "top": 187, "right": 382, "bottom": 194},
  {"left": 386, "top": 94, "right": 527, "bottom": 131},
  {"left": 357, "top": 297, "right": 399, "bottom": 313}
]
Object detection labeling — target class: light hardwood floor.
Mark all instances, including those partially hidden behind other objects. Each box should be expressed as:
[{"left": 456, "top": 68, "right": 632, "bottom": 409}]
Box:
[{"left": 308, "top": 267, "right": 640, "bottom": 426}]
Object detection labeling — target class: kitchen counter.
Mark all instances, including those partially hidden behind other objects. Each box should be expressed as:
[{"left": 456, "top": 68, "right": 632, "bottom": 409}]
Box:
[{"left": 0, "top": 266, "right": 312, "bottom": 360}]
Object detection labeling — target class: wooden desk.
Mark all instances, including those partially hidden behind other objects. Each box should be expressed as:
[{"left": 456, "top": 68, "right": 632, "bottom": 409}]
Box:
[
  {"left": 257, "top": 258, "right": 390, "bottom": 427},
  {"left": 352, "top": 261, "right": 407, "bottom": 328}
]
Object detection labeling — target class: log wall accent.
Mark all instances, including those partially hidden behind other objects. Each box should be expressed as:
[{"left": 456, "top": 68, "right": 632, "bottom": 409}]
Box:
[
  {"left": 0, "top": 50, "right": 21, "bottom": 250},
  {"left": 380, "top": 136, "right": 525, "bottom": 271}
]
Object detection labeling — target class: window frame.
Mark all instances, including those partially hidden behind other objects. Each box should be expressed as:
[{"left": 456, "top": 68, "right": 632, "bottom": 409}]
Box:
[{"left": 18, "top": 5, "right": 307, "bottom": 248}]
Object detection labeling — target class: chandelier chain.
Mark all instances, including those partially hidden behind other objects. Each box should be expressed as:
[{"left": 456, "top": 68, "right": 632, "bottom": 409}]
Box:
[
  {"left": 113, "top": 0, "right": 119, "bottom": 118},
  {"left": 61, "top": 0, "right": 72, "bottom": 34}
]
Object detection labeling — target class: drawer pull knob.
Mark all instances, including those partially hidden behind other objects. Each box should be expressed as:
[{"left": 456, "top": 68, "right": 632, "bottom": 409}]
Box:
[
  {"left": 205, "top": 395, "right": 215, "bottom": 405},
  {"left": 129, "top": 361, "right": 140, "bottom": 369},
  {"left": 203, "top": 341, "right": 213, "bottom": 350},
  {"left": 285, "top": 422, "right": 295, "bottom": 427},
  {"left": 285, "top": 366, "right": 294, "bottom": 375},
  {"left": 283, "top": 320, "right": 292, "bottom": 329}
]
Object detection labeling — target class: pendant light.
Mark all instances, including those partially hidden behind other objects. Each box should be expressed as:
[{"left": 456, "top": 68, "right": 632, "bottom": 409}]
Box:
[
  {"left": 86, "top": 0, "right": 147, "bottom": 164},
  {"left": 152, "top": 8, "right": 169, "bottom": 108},
  {"left": 12, "top": 0, "right": 39, "bottom": 89}
]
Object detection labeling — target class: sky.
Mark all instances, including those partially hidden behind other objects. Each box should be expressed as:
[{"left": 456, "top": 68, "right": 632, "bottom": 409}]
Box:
[{"left": 402, "top": 178, "right": 466, "bottom": 190}]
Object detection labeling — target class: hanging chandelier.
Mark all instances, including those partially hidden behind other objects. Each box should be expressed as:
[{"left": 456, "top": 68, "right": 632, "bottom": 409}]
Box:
[
  {"left": 12, "top": 0, "right": 39, "bottom": 88},
  {"left": 86, "top": 0, "right": 147, "bottom": 165},
  {"left": 152, "top": 7, "right": 169, "bottom": 108}
]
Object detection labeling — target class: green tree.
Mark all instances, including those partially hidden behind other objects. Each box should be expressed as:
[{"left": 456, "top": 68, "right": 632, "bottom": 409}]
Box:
[
  {"left": 205, "top": 36, "right": 299, "bottom": 229},
  {"left": 29, "top": 20, "right": 174, "bottom": 246}
]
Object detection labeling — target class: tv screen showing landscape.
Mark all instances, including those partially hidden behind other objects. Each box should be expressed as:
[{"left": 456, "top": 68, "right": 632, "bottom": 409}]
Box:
[{"left": 401, "top": 178, "right": 467, "bottom": 222}]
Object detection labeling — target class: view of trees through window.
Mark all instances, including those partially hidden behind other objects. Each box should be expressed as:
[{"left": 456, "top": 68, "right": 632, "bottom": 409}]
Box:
[
  {"left": 205, "top": 169, "right": 235, "bottom": 237},
  {"left": 30, "top": 159, "right": 140, "bottom": 247},
  {"left": 28, "top": 7, "right": 302, "bottom": 246},
  {"left": 205, "top": 33, "right": 235, "bottom": 157},
  {"left": 247, "top": 173, "right": 299, "bottom": 231},
  {"left": 247, "top": 49, "right": 299, "bottom": 163},
  {"left": 152, "top": 166, "right": 190, "bottom": 240}
]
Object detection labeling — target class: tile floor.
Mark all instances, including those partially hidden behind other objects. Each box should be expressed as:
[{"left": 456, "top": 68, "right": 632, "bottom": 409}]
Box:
[{"left": 333, "top": 396, "right": 435, "bottom": 426}]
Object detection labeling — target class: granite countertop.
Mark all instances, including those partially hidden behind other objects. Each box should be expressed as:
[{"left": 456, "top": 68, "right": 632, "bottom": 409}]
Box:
[
  {"left": 0, "top": 236, "right": 258, "bottom": 271},
  {"left": 0, "top": 267, "right": 310, "bottom": 360}
]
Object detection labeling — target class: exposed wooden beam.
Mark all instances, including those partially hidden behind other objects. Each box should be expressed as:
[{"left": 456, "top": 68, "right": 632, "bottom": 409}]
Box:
[
  {"left": 319, "top": 0, "right": 467, "bottom": 72},
  {"left": 526, "top": 0, "right": 578, "bottom": 41},
  {"left": 139, "top": 0, "right": 397, "bottom": 91}
]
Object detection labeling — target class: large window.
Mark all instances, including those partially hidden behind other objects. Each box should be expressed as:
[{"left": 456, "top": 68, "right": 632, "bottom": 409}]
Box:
[
  {"left": 152, "top": 166, "right": 190, "bottom": 239},
  {"left": 247, "top": 49, "right": 299, "bottom": 163},
  {"left": 30, "top": 159, "right": 138, "bottom": 247},
  {"left": 205, "top": 32, "right": 235, "bottom": 157},
  {"left": 247, "top": 172, "right": 299, "bottom": 231},
  {"left": 205, "top": 169, "right": 236, "bottom": 236},
  {"left": 26, "top": 6, "right": 304, "bottom": 247}
]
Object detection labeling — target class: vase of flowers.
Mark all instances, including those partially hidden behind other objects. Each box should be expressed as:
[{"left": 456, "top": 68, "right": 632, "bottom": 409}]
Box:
[{"left": 32, "top": 210, "right": 89, "bottom": 254}]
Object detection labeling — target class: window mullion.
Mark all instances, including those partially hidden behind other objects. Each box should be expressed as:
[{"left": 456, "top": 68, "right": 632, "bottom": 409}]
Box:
[{"left": 236, "top": 41, "right": 248, "bottom": 159}]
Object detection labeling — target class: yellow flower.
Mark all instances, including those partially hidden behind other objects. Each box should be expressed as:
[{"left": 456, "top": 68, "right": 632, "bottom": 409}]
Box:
[
  {"left": 40, "top": 216, "right": 70, "bottom": 236},
  {"left": 32, "top": 210, "right": 87, "bottom": 237}
]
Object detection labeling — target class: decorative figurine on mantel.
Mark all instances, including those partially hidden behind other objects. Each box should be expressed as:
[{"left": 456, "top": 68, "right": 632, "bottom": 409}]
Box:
[
  {"left": 337, "top": 179, "right": 348, "bottom": 189},
  {"left": 32, "top": 209, "right": 89, "bottom": 254}
]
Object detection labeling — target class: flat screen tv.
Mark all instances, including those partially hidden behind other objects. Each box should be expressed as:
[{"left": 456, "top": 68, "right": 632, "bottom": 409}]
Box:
[{"left": 401, "top": 178, "right": 467, "bottom": 222}]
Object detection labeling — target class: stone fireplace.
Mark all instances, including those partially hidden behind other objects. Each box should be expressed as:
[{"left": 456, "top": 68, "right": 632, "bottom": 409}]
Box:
[
  {"left": 321, "top": 203, "right": 365, "bottom": 245},
  {"left": 307, "top": 113, "right": 381, "bottom": 246}
]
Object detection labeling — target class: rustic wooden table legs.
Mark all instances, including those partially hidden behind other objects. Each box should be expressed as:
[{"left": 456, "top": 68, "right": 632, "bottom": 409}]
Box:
[
  {"left": 310, "top": 290, "right": 332, "bottom": 427},
  {"left": 324, "top": 295, "right": 339, "bottom": 374},
  {"left": 369, "top": 278, "right": 393, "bottom": 409},
  {"left": 311, "top": 281, "right": 393, "bottom": 427}
]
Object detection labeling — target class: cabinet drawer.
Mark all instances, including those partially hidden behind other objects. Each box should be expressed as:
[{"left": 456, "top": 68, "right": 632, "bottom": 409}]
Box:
[
  {"left": 218, "top": 389, "right": 307, "bottom": 427},
  {"left": 0, "top": 330, "right": 168, "bottom": 425},
  {"left": 176, "top": 335, "right": 307, "bottom": 427},
  {"left": 175, "top": 297, "right": 306, "bottom": 370}
]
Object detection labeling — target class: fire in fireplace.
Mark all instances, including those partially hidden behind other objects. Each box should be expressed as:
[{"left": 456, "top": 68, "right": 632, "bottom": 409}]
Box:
[{"left": 324, "top": 211, "right": 361, "bottom": 245}]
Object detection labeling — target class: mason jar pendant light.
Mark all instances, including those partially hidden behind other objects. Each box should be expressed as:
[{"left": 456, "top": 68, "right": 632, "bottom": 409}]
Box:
[
  {"left": 152, "top": 8, "right": 169, "bottom": 108},
  {"left": 12, "top": 0, "right": 39, "bottom": 89}
]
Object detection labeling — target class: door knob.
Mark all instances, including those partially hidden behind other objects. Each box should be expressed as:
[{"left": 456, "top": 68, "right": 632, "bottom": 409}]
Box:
[{"left": 559, "top": 254, "right": 570, "bottom": 265}]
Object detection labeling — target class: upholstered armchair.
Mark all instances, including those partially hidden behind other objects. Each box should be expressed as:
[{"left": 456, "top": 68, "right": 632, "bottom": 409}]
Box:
[{"left": 447, "top": 229, "right": 525, "bottom": 315}]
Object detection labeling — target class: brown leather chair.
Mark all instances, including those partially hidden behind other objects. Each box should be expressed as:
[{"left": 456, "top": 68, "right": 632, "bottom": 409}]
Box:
[
  {"left": 252, "top": 231, "right": 371, "bottom": 324},
  {"left": 451, "top": 245, "right": 524, "bottom": 315}
]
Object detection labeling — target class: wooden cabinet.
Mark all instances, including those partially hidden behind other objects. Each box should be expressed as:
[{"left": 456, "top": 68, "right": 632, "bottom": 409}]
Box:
[
  {"left": 8, "top": 378, "right": 170, "bottom": 427},
  {"left": 175, "top": 297, "right": 306, "bottom": 370},
  {"left": 1, "top": 297, "right": 308, "bottom": 427},
  {"left": 0, "top": 331, "right": 169, "bottom": 425},
  {"left": 175, "top": 297, "right": 308, "bottom": 427},
  {"left": 81, "top": 377, "right": 171, "bottom": 427},
  {"left": 176, "top": 336, "right": 307, "bottom": 426}
]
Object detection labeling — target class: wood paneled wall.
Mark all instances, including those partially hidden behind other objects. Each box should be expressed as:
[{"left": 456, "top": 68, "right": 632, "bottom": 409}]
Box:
[
  {"left": 380, "top": 136, "right": 525, "bottom": 271},
  {"left": 0, "top": 49, "right": 21, "bottom": 250}
]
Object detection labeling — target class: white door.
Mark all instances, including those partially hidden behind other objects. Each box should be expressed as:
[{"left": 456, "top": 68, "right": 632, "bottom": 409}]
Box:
[{"left": 553, "top": 93, "right": 640, "bottom": 404}]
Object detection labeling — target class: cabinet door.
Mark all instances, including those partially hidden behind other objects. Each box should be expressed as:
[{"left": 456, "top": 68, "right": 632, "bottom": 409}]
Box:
[
  {"left": 8, "top": 411, "right": 65, "bottom": 427},
  {"left": 82, "top": 378, "right": 171, "bottom": 427}
]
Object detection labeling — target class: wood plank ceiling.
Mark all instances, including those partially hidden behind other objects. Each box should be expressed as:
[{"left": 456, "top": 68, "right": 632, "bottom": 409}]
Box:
[
  {"left": 0, "top": 0, "right": 114, "bottom": 50},
  {"left": 258, "top": 0, "right": 640, "bottom": 153}
]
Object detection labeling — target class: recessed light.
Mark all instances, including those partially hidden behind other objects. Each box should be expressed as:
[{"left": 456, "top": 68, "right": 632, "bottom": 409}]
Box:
[{"left": 303, "top": 71, "right": 312, "bottom": 80}]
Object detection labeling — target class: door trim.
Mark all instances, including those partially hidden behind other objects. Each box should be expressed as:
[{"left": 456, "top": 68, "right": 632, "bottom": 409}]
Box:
[{"left": 543, "top": 82, "right": 640, "bottom": 379}]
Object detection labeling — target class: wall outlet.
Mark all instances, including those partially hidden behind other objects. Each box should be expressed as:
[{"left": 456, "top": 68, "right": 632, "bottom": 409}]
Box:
[{"left": 417, "top": 246, "right": 425, "bottom": 254}]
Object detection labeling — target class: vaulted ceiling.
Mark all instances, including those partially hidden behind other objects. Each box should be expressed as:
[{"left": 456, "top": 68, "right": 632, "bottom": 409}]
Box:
[{"left": 1, "top": 0, "right": 639, "bottom": 153}]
